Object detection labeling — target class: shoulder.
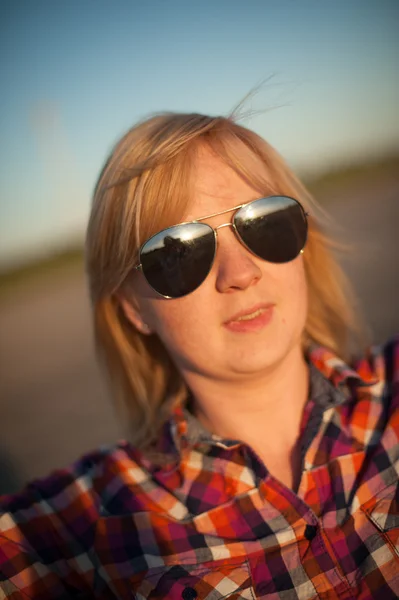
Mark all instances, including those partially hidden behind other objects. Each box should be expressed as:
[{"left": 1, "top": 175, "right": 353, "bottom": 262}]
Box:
[
  {"left": 348, "top": 337, "right": 399, "bottom": 448},
  {"left": 353, "top": 336, "right": 399, "bottom": 395},
  {"left": 1, "top": 445, "right": 106, "bottom": 516},
  {"left": 0, "top": 439, "right": 150, "bottom": 542},
  {"left": 309, "top": 336, "right": 399, "bottom": 394},
  {"left": 0, "top": 441, "right": 138, "bottom": 598},
  {"left": 309, "top": 337, "right": 399, "bottom": 438}
]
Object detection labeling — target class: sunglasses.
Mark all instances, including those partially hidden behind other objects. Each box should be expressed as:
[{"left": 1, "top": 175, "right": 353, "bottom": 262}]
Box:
[{"left": 134, "top": 195, "right": 309, "bottom": 298}]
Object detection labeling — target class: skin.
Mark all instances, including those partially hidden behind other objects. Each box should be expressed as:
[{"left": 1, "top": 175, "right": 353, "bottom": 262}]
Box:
[{"left": 121, "top": 146, "right": 310, "bottom": 489}]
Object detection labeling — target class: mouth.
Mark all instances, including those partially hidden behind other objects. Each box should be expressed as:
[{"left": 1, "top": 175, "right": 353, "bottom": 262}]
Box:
[
  {"left": 232, "top": 307, "right": 266, "bottom": 321},
  {"left": 224, "top": 303, "right": 274, "bottom": 333}
]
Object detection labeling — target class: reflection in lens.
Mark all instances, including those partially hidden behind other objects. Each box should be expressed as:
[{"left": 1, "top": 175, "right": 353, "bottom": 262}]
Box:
[
  {"left": 235, "top": 196, "right": 308, "bottom": 263},
  {"left": 140, "top": 223, "right": 216, "bottom": 297}
]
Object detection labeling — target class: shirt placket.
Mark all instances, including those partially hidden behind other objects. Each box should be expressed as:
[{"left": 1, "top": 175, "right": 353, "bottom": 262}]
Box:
[
  {"left": 170, "top": 374, "right": 360, "bottom": 597},
  {"left": 292, "top": 386, "right": 360, "bottom": 598}
]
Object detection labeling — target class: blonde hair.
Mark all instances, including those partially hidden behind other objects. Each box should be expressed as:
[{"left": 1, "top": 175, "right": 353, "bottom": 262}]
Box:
[{"left": 86, "top": 113, "right": 364, "bottom": 447}]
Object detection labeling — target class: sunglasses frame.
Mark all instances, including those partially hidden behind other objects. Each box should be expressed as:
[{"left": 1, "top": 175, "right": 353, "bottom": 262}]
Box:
[{"left": 134, "top": 195, "right": 309, "bottom": 298}]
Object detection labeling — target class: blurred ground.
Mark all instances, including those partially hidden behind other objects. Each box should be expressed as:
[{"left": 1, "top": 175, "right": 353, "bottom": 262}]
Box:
[
  {"left": 0, "top": 167, "right": 398, "bottom": 494},
  {"left": 0, "top": 265, "right": 121, "bottom": 494},
  {"left": 311, "top": 165, "right": 398, "bottom": 343}
]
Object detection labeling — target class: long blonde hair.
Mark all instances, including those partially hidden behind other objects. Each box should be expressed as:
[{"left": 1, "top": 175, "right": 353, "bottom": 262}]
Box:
[{"left": 86, "top": 113, "right": 364, "bottom": 446}]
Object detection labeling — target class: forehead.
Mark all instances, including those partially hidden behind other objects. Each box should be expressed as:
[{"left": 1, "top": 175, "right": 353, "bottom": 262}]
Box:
[{"left": 183, "top": 147, "right": 262, "bottom": 221}]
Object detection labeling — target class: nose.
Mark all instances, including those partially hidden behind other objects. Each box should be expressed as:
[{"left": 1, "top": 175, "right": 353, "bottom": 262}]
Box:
[{"left": 214, "top": 224, "right": 262, "bottom": 293}]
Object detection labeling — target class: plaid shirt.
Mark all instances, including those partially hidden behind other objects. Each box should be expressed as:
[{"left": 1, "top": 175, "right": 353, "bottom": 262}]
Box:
[{"left": 1, "top": 340, "right": 398, "bottom": 599}]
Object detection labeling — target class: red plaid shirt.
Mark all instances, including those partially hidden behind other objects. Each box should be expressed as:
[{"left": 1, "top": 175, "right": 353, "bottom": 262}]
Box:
[{"left": 1, "top": 339, "right": 398, "bottom": 599}]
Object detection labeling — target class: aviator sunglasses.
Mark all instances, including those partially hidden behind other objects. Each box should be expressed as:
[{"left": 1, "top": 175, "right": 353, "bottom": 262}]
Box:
[{"left": 134, "top": 195, "right": 309, "bottom": 298}]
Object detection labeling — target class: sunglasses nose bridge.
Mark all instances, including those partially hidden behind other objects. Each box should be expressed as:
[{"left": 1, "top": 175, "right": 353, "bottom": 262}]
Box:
[
  {"left": 214, "top": 222, "right": 235, "bottom": 232},
  {"left": 214, "top": 221, "right": 242, "bottom": 248},
  {"left": 214, "top": 220, "right": 243, "bottom": 242},
  {"left": 214, "top": 221, "right": 248, "bottom": 256}
]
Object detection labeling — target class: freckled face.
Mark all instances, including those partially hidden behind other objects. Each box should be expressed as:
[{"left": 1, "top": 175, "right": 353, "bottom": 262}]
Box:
[{"left": 129, "top": 148, "right": 308, "bottom": 382}]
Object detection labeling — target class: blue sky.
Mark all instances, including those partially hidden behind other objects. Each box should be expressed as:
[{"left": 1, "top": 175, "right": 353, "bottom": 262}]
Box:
[{"left": 0, "top": 0, "right": 398, "bottom": 267}]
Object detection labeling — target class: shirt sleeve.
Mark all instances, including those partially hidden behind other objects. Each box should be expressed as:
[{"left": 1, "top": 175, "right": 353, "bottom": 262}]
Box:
[{"left": 0, "top": 450, "right": 109, "bottom": 599}]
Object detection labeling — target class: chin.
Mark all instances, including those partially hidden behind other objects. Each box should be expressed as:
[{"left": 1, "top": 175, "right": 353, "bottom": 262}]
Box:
[
  {"left": 228, "top": 347, "right": 286, "bottom": 375},
  {"left": 227, "top": 333, "right": 303, "bottom": 376}
]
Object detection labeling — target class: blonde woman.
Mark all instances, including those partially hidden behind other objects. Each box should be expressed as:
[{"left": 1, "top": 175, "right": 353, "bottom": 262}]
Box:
[{"left": 0, "top": 113, "right": 398, "bottom": 599}]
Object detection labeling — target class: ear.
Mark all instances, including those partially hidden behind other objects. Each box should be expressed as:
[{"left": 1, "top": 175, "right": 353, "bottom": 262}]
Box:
[{"left": 118, "top": 294, "right": 153, "bottom": 336}]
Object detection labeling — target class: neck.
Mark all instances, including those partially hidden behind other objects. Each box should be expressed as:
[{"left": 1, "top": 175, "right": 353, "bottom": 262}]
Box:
[{"left": 186, "top": 345, "right": 309, "bottom": 451}]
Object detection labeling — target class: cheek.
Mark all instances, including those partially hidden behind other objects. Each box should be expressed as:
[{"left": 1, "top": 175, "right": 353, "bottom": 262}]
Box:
[
  {"left": 143, "top": 296, "right": 209, "bottom": 352},
  {"left": 271, "top": 257, "right": 308, "bottom": 321},
  {"left": 288, "top": 259, "right": 307, "bottom": 295},
  {"left": 131, "top": 276, "right": 202, "bottom": 343}
]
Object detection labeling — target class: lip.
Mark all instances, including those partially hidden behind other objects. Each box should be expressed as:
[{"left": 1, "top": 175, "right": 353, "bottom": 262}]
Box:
[{"left": 224, "top": 303, "right": 274, "bottom": 333}]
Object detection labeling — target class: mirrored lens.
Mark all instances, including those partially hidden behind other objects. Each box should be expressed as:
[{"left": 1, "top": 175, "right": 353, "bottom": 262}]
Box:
[
  {"left": 140, "top": 223, "right": 216, "bottom": 297},
  {"left": 234, "top": 196, "right": 308, "bottom": 263}
]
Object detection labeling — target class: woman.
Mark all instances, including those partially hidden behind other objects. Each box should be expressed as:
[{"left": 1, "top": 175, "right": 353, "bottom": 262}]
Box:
[{"left": 0, "top": 113, "right": 398, "bottom": 599}]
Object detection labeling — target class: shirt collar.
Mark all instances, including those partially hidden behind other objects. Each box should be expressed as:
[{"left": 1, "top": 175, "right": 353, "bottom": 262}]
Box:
[{"left": 168, "top": 345, "right": 379, "bottom": 454}]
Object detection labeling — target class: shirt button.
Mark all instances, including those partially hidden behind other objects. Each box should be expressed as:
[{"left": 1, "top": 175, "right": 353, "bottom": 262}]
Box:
[
  {"left": 304, "top": 524, "right": 318, "bottom": 540},
  {"left": 182, "top": 587, "right": 198, "bottom": 600}
]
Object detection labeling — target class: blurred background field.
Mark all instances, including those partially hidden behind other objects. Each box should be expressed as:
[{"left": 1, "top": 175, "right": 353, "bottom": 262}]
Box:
[{"left": 1, "top": 0, "right": 398, "bottom": 493}]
